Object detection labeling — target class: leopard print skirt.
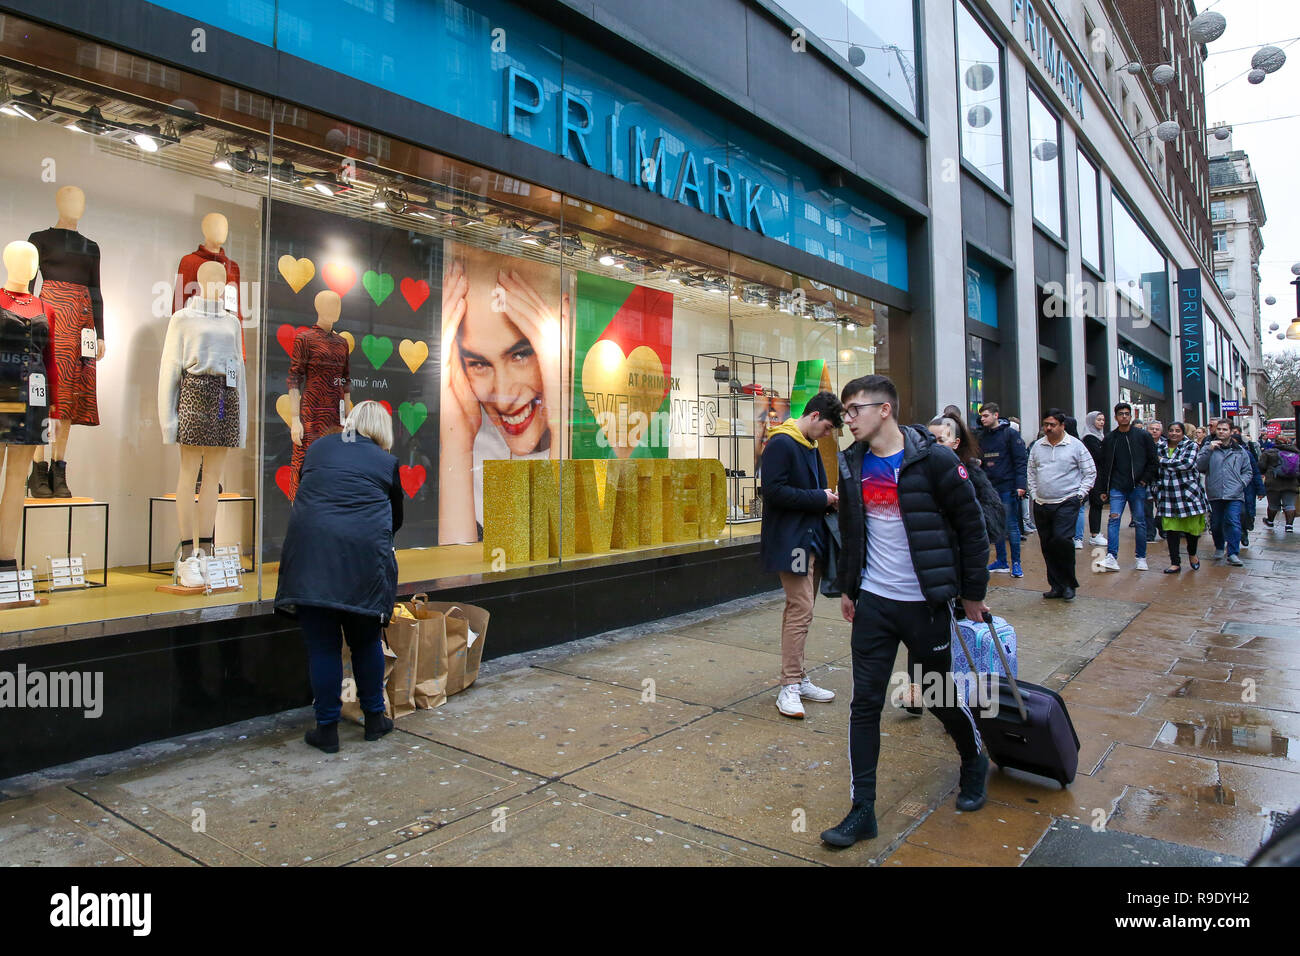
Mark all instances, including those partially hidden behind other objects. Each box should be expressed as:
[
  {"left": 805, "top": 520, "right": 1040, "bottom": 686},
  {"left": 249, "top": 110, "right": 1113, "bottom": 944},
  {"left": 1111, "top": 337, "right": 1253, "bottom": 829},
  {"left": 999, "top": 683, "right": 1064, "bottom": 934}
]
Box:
[{"left": 177, "top": 372, "right": 240, "bottom": 447}]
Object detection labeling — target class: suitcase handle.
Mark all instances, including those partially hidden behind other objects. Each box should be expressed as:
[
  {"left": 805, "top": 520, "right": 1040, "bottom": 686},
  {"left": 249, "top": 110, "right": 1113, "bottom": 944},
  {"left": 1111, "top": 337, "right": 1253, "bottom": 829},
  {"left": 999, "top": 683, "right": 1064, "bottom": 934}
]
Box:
[{"left": 951, "top": 611, "right": 1028, "bottom": 722}]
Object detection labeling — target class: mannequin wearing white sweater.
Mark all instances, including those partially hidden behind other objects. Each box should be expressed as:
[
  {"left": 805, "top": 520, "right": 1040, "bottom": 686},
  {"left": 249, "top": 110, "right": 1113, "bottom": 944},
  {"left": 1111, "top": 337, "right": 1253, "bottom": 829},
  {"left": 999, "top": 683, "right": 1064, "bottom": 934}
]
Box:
[{"left": 158, "top": 260, "right": 245, "bottom": 585}]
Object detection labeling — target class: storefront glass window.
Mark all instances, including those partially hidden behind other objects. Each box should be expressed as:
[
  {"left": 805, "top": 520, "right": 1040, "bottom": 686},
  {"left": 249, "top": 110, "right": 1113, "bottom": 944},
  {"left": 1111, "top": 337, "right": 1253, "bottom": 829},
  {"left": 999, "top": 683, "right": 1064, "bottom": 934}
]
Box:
[
  {"left": 955, "top": 3, "right": 1005, "bottom": 189},
  {"left": 0, "top": 13, "right": 910, "bottom": 643},
  {"left": 965, "top": 249, "right": 999, "bottom": 328},
  {"left": 1110, "top": 194, "right": 1169, "bottom": 330},
  {"left": 1077, "top": 151, "right": 1102, "bottom": 271},
  {"left": 774, "top": 0, "right": 919, "bottom": 116},
  {"left": 1028, "top": 89, "right": 1062, "bottom": 237}
]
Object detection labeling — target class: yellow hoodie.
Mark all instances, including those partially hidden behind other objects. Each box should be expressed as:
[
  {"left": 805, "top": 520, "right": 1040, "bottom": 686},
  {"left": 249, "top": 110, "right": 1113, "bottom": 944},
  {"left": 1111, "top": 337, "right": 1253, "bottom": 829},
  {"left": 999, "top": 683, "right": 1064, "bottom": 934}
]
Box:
[{"left": 768, "top": 417, "right": 814, "bottom": 449}]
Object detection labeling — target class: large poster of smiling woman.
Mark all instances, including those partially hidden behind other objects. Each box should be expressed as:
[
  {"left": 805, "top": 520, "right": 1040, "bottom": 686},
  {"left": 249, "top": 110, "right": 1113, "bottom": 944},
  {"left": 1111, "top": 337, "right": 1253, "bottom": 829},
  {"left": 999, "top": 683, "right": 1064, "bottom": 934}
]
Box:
[{"left": 438, "top": 241, "right": 572, "bottom": 544}]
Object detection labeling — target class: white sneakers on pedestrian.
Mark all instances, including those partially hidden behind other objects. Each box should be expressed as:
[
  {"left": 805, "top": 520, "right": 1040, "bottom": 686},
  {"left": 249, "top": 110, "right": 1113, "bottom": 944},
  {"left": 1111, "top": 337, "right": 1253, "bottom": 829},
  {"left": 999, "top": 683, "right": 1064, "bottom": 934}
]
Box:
[
  {"left": 1073, "top": 538, "right": 1084, "bottom": 550},
  {"left": 1090, "top": 534, "right": 1107, "bottom": 546},
  {"left": 175, "top": 552, "right": 206, "bottom": 588},
  {"left": 1135, "top": 557, "right": 1149, "bottom": 571},
  {"left": 798, "top": 678, "right": 836, "bottom": 702},
  {"left": 1212, "top": 550, "right": 1225, "bottom": 561},
  {"left": 776, "top": 684, "right": 805, "bottom": 718},
  {"left": 1101, "top": 554, "right": 1120, "bottom": 571}
]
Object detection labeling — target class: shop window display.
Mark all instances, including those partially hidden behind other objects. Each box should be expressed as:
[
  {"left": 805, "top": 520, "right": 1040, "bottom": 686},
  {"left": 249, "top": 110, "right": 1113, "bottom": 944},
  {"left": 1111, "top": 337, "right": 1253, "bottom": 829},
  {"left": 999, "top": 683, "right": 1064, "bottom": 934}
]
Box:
[{"left": 0, "top": 14, "right": 908, "bottom": 641}]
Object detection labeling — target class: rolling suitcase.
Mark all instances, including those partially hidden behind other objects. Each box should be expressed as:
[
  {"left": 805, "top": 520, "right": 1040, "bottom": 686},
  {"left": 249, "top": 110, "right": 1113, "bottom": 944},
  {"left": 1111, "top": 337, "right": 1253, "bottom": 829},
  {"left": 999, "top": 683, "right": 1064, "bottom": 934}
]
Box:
[{"left": 953, "top": 613, "right": 1080, "bottom": 787}]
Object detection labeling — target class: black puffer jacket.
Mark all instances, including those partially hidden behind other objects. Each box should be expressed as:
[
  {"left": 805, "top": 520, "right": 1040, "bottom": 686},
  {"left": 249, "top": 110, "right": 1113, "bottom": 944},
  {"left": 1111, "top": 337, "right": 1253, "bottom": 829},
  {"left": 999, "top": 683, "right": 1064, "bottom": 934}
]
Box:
[
  {"left": 835, "top": 425, "right": 990, "bottom": 604},
  {"left": 967, "top": 456, "right": 1006, "bottom": 544}
]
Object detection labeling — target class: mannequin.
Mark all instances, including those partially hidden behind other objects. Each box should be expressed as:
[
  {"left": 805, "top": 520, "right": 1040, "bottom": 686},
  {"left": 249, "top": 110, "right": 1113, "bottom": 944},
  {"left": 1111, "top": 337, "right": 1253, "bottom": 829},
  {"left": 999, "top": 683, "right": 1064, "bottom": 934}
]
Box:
[
  {"left": 173, "top": 212, "right": 244, "bottom": 358},
  {"left": 27, "top": 185, "right": 105, "bottom": 498},
  {"left": 0, "top": 240, "right": 57, "bottom": 572},
  {"left": 286, "top": 289, "right": 351, "bottom": 499},
  {"left": 159, "top": 260, "right": 247, "bottom": 588}
]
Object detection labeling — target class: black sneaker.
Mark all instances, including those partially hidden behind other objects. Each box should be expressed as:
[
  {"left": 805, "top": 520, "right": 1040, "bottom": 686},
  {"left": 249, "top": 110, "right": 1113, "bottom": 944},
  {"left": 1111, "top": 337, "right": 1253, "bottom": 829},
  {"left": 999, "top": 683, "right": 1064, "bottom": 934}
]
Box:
[
  {"left": 955, "top": 752, "right": 990, "bottom": 812},
  {"left": 820, "top": 802, "right": 877, "bottom": 847},
  {"left": 1263, "top": 517, "right": 1275, "bottom": 529}
]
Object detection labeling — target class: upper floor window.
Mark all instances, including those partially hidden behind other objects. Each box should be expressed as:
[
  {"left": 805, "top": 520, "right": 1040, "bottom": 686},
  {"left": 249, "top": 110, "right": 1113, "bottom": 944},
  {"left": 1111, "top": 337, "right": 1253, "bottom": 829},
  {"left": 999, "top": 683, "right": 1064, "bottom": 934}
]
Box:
[
  {"left": 1077, "top": 151, "right": 1102, "bottom": 271},
  {"left": 1211, "top": 200, "right": 1228, "bottom": 220},
  {"left": 775, "top": 0, "right": 919, "bottom": 116},
  {"left": 1028, "top": 88, "right": 1062, "bottom": 236},
  {"left": 955, "top": 2, "right": 1005, "bottom": 188},
  {"left": 1212, "top": 229, "right": 1227, "bottom": 253}
]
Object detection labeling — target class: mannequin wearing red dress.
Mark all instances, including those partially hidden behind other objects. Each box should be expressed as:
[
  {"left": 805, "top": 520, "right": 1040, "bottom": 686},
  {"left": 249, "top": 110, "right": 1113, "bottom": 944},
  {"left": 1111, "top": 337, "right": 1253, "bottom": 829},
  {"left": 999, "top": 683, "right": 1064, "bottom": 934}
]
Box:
[{"left": 287, "top": 290, "right": 352, "bottom": 499}]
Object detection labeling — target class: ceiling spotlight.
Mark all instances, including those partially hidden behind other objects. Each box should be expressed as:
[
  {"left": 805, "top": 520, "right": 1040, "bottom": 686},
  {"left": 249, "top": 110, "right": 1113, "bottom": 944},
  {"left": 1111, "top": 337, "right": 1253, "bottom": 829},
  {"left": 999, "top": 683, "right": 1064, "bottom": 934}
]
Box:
[
  {"left": 1248, "top": 69, "right": 1266, "bottom": 85},
  {"left": 211, "top": 142, "right": 233, "bottom": 171},
  {"left": 845, "top": 322, "right": 857, "bottom": 332},
  {"left": 308, "top": 180, "right": 334, "bottom": 196},
  {"left": 1189, "top": 11, "right": 1227, "bottom": 45},
  {"left": 132, "top": 126, "right": 161, "bottom": 152},
  {"left": 67, "top": 106, "right": 110, "bottom": 135},
  {"left": 596, "top": 248, "right": 618, "bottom": 267},
  {"left": 1152, "top": 64, "right": 1176, "bottom": 85}
]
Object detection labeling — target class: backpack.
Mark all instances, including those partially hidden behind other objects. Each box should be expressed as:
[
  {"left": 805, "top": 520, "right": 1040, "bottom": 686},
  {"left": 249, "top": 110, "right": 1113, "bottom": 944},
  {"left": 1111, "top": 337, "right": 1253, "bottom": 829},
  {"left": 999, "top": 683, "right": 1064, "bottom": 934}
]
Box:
[{"left": 1274, "top": 450, "right": 1300, "bottom": 480}]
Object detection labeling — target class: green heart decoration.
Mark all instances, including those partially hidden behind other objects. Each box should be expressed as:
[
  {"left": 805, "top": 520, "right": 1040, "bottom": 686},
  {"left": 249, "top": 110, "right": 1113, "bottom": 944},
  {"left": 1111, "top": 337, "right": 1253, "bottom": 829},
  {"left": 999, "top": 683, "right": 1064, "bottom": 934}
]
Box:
[
  {"left": 398, "top": 401, "right": 428, "bottom": 436},
  {"left": 362, "top": 270, "right": 394, "bottom": 307},
  {"left": 361, "top": 334, "right": 393, "bottom": 370}
]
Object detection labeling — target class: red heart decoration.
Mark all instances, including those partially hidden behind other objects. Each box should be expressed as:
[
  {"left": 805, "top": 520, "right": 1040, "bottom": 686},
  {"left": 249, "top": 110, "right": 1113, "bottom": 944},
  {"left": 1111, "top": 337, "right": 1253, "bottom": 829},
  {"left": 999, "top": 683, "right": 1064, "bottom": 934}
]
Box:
[
  {"left": 275, "top": 465, "right": 293, "bottom": 499},
  {"left": 400, "top": 277, "right": 430, "bottom": 311},
  {"left": 378, "top": 400, "right": 393, "bottom": 416},
  {"left": 276, "top": 324, "right": 307, "bottom": 356},
  {"left": 322, "top": 261, "right": 357, "bottom": 297},
  {"left": 399, "top": 464, "right": 426, "bottom": 499}
]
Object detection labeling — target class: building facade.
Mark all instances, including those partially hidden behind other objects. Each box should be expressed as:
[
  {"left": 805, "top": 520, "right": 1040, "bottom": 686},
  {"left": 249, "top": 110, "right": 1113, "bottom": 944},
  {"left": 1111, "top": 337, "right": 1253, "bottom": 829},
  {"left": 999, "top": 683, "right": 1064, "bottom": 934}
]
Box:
[
  {"left": 0, "top": 0, "right": 1251, "bottom": 774},
  {"left": 1209, "top": 127, "right": 1267, "bottom": 431}
]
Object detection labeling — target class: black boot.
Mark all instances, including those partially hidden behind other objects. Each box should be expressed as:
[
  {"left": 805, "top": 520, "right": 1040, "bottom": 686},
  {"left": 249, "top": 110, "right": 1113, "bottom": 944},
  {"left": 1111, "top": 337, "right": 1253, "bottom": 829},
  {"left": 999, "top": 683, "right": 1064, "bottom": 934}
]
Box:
[
  {"left": 27, "top": 461, "right": 53, "bottom": 498},
  {"left": 364, "top": 710, "right": 394, "bottom": 741},
  {"left": 955, "top": 751, "right": 990, "bottom": 812},
  {"left": 50, "top": 460, "right": 71, "bottom": 498},
  {"left": 820, "top": 801, "right": 877, "bottom": 847},
  {"left": 304, "top": 722, "right": 339, "bottom": 753}
]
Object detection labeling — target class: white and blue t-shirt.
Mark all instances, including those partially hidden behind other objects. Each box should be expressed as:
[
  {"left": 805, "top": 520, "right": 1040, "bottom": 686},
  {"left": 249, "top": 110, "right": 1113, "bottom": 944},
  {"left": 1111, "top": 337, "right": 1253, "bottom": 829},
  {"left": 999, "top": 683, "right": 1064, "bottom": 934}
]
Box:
[{"left": 860, "top": 449, "right": 925, "bottom": 601}]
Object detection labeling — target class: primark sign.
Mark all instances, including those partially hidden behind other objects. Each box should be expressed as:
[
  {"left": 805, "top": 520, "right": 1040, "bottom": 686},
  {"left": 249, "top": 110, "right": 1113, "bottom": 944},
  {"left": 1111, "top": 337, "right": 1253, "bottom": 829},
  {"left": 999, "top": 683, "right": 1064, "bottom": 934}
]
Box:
[{"left": 1011, "top": 1, "right": 1087, "bottom": 119}]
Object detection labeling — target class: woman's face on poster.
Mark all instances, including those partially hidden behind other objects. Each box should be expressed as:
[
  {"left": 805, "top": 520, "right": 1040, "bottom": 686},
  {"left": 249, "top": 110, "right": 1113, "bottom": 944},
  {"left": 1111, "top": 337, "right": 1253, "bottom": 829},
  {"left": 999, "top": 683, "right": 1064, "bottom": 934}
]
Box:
[{"left": 458, "top": 308, "right": 547, "bottom": 455}]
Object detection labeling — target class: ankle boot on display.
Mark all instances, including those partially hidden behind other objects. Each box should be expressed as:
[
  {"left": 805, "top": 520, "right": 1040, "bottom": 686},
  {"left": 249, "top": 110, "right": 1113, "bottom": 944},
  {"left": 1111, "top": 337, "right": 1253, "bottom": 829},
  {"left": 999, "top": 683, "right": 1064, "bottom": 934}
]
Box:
[
  {"left": 50, "top": 461, "right": 71, "bottom": 498},
  {"left": 27, "top": 461, "right": 53, "bottom": 498},
  {"left": 305, "top": 722, "right": 339, "bottom": 753}
]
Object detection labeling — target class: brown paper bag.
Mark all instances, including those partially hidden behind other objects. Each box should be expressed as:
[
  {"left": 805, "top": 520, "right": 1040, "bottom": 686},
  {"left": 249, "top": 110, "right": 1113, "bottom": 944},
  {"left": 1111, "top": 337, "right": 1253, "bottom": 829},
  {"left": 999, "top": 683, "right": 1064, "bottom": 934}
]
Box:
[
  {"left": 404, "top": 594, "right": 449, "bottom": 709},
  {"left": 415, "top": 600, "right": 489, "bottom": 696},
  {"left": 339, "top": 639, "right": 397, "bottom": 724},
  {"left": 383, "top": 616, "right": 420, "bottom": 718}
]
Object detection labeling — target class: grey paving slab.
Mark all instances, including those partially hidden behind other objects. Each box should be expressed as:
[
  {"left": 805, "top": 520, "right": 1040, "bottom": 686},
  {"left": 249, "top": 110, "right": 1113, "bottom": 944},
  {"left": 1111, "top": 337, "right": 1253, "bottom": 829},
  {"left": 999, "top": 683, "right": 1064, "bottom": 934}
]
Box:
[
  {"left": 0, "top": 787, "right": 195, "bottom": 866},
  {"left": 1222, "top": 621, "right": 1300, "bottom": 641},
  {"left": 1023, "top": 821, "right": 1245, "bottom": 866}
]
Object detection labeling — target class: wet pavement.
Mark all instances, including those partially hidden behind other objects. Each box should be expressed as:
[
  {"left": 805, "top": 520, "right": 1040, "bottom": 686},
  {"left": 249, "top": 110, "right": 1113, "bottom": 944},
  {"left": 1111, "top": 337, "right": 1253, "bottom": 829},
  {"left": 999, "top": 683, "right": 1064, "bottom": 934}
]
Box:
[{"left": 2, "top": 524, "right": 1298, "bottom": 866}]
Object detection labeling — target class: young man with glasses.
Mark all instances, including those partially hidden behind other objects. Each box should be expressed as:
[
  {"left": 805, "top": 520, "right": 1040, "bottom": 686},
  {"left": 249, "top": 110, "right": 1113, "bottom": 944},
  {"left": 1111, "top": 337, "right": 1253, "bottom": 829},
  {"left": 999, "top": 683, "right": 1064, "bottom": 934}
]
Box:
[
  {"left": 759, "top": 391, "right": 844, "bottom": 718},
  {"left": 1027, "top": 409, "right": 1095, "bottom": 600},
  {"left": 820, "top": 375, "right": 991, "bottom": 848}
]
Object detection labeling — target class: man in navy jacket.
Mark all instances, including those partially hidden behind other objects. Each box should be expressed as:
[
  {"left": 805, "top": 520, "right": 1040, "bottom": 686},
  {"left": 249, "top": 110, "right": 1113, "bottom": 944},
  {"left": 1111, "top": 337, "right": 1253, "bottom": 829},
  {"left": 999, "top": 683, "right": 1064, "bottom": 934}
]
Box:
[
  {"left": 977, "top": 402, "right": 1028, "bottom": 577},
  {"left": 760, "top": 390, "right": 844, "bottom": 719}
]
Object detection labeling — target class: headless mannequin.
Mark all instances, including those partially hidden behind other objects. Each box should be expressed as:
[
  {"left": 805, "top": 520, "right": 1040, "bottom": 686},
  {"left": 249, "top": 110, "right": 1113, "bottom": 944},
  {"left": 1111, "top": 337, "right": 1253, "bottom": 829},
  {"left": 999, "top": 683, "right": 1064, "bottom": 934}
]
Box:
[
  {"left": 288, "top": 290, "right": 351, "bottom": 444},
  {"left": 174, "top": 260, "right": 230, "bottom": 562},
  {"left": 34, "top": 186, "right": 104, "bottom": 471},
  {"left": 0, "top": 241, "right": 42, "bottom": 564}
]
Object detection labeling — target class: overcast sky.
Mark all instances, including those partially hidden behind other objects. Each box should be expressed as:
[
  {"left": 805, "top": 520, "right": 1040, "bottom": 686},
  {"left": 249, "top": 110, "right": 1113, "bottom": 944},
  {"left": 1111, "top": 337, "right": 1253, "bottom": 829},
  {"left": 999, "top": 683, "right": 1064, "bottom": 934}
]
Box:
[{"left": 1202, "top": 0, "right": 1300, "bottom": 357}]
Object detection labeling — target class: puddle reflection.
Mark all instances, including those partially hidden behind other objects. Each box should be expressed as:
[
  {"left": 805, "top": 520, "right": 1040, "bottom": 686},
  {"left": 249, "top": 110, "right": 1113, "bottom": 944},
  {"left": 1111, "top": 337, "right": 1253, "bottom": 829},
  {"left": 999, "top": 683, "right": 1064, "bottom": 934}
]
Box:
[{"left": 1157, "top": 712, "right": 1297, "bottom": 762}]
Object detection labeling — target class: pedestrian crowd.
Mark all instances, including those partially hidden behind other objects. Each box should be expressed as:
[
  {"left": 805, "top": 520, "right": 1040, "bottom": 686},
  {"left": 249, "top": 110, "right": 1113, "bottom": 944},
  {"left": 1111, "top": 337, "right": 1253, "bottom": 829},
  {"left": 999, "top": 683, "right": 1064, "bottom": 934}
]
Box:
[{"left": 758, "top": 379, "right": 1297, "bottom": 849}]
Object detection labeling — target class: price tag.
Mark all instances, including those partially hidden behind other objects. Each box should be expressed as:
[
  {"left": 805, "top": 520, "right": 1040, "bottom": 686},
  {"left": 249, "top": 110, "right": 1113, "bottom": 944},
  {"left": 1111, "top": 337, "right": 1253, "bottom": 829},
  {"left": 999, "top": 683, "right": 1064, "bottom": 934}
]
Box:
[
  {"left": 19, "top": 588, "right": 34, "bottom": 602},
  {"left": 28, "top": 372, "right": 46, "bottom": 406},
  {"left": 225, "top": 357, "right": 238, "bottom": 388},
  {"left": 224, "top": 283, "right": 238, "bottom": 314},
  {"left": 81, "top": 327, "right": 97, "bottom": 358},
  {"left": 70, "top": 557, "right": 84, "bottom": 570},
  {"left": 0, "top": 571, "right": 16, "bottom": 585},
  {"left": 52, "top": 575, "right": 72, "bottom": 588},
  {"left": 71, "top": 574, "right": 85, "bottom": 586},
  {"left": 339, "top": 399, "right": 346, "bottom": 425},
  {"left": 51, "top": 558, "right": 69, "bottom": 570},
  {"left": 18, "top": 570, "right": 33, "bottom": 582}
]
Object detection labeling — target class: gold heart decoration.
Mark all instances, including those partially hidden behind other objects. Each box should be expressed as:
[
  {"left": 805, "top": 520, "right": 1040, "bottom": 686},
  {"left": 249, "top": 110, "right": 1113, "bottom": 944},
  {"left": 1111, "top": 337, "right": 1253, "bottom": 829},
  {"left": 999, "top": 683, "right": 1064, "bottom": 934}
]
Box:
[
  {"left": 275, "top": 393, "right": 293, "bottom": 428},
  {"left": 277, "top": 255, "right": 316, "bottom": 293},
  {"left": 580, "top": 340, "right": 669, "bottom": 458},
  {"left": 339, "top": 331, "right": 355, "bottom": 354},
  {"left": 399, "top": 338, "right": 429, "bottom": 373}
]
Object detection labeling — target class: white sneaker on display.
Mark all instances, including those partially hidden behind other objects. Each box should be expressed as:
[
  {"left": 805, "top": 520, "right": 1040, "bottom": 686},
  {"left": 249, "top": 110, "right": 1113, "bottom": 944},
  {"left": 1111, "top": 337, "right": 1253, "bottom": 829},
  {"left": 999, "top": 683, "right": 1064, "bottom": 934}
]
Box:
[
  {"left": 776, "top": 684, "right": 805, "bottom": 718},
  {"left": 798, "top": 678, "right": 836, "bottom": 702},
  {"left": 176, "top": 555, "right": 205, "bottom": 588},
  {"left": 1090, "top": 534, "right": 1107, "bottom": 546},
  {"left": 1135, "top": 557, "right": 1149, "bottom": 571},
  {"left": 1102, "top": 554, "right": 1120, "bottom": 572}
]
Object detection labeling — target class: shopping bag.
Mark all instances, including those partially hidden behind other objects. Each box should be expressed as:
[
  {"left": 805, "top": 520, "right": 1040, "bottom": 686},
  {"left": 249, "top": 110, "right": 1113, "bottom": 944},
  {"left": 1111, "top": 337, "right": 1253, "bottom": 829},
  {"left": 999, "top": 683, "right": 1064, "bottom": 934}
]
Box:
[
  {"left": 414, "top": 600, "right": 490, "bottom": 696},
  {"left": 339, "top": 639, "right": 398, "bottom": 724},
  {"left": 399, "top": 594, "right": 449, "bottom": 709},
  {"left": 383, "top": 615, "right": 420, "bottom": 718}
]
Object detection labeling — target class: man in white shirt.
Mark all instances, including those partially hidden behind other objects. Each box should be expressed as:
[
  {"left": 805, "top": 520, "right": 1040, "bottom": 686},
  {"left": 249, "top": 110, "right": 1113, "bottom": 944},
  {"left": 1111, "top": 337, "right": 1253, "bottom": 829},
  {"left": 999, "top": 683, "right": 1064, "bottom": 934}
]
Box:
[{"left": 1027, "top": 408, "right": 1096, "bottom": 600}]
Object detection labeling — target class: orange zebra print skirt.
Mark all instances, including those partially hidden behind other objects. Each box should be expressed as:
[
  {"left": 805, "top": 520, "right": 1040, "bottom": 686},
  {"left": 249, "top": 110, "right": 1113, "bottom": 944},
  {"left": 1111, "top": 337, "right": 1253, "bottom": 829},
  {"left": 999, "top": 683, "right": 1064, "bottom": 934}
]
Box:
[{"left": 41, "top": 280, "right": 99, "bottom": 426}]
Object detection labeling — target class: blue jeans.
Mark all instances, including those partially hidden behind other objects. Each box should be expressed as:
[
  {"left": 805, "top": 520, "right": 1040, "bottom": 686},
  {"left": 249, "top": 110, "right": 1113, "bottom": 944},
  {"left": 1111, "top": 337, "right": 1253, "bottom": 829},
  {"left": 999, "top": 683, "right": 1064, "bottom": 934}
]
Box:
[
  {"left": 1074, "top": 506, "right": 1086, "bottom": 541},
  {"left": 299, "top": 606, "right": 386, "bottom": 724},
  {"left": 1209, "top": 500, "right": 1244, "bottom": 557},
  {"left": 1106, "top": 486, "right": 1148, "bottom": 559},
  {"left": 994, "top": 490, "right": 1022, "bottom": 564}
]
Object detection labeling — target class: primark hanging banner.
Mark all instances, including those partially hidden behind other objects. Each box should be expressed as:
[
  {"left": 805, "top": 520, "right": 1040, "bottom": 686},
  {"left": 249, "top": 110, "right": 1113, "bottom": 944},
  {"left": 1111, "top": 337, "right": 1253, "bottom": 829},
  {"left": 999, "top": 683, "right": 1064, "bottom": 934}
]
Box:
[{"left": 1177, "top": 268, "right": 1206, "bottom": 406}]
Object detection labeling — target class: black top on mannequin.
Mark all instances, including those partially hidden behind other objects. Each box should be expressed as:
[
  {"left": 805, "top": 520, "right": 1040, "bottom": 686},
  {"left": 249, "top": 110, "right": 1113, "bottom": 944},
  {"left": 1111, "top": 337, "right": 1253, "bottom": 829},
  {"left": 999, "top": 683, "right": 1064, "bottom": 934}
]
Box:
[{"left": 27, "top": 227, "right": 104, "bottom": 339}]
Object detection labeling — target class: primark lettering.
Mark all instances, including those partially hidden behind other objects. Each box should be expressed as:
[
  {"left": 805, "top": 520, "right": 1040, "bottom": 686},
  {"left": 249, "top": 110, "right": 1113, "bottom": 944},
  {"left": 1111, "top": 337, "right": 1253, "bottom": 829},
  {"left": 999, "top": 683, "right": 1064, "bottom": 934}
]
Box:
[
  {"left": 504, "top": 66, "right": 769, "bottom": 235},
  {"left": 1011, "top": 1, "right": 1086, "bottom": 119}
]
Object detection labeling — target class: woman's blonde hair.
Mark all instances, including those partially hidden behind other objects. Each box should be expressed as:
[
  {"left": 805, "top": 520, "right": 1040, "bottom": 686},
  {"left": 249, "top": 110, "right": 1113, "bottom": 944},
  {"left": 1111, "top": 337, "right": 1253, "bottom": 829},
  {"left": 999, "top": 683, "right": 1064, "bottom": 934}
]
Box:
[{"left": 346, "top": 399, "right": 394, "bottom": 450}]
